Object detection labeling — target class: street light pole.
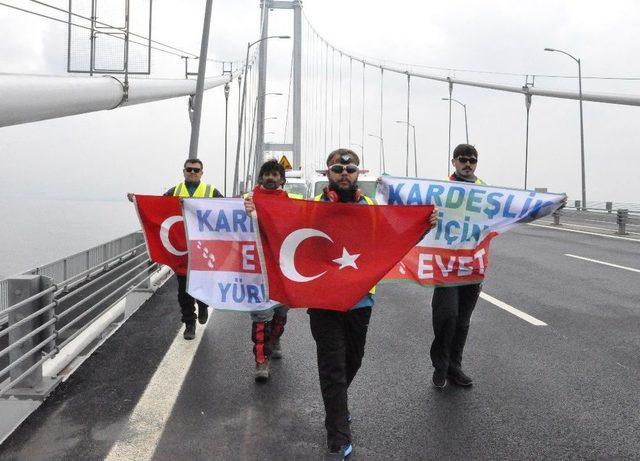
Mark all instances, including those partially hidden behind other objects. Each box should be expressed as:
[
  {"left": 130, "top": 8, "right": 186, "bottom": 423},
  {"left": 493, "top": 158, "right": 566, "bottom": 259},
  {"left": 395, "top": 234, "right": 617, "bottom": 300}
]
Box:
[
  {"left": 223, "top": 83, "right": 230, "bottom": 196},
  {"left": 545, "top": 47, "right": 586, "bottom": 210},
  {"left": 406, "top": 74, "right": 411, "bottom": 177},
  {"left": 396, "top": 120, "right": 417, "bottom": 176},
  {"left": 412, "top": 124, "right": 418, "bottom": 177},
  {"left": 442, "top": 97, "right": 469, "bottom": 144},
  {"left": 524, "top": 90, "right": 532, "bottom": 189},
  {"left": 368, "top": 133, "right": 385, "bottom": 174},
  {"left": 446, "top": 80, "right": 453, "bottom": 175},
  {"left": 462, "top": 103, "right": 469, "bottom": 144}
]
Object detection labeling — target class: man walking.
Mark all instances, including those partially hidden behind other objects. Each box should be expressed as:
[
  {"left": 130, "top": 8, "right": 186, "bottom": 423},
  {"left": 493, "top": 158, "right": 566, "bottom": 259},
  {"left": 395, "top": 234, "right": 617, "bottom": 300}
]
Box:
[
  {"left": 309, "top": 149, "right": 437, "bottom": 460},
  {"left": 431, "top": 144, "right": 484, "bottom": 388},
  {"left": 308, "top": 149, "right": 375, "bottom": 460},
  {"left": 128, "top": 158, "right": 223, "bottom": 340},
  {"left": 244, "top": 159, "right": 302, "bottom": 382}
]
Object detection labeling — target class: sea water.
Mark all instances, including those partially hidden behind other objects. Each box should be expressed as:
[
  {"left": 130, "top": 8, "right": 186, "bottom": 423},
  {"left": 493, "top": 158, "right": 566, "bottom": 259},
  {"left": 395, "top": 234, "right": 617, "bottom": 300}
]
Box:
[{"left": 0, "top": 198, "right": 138, "bottom": 277}]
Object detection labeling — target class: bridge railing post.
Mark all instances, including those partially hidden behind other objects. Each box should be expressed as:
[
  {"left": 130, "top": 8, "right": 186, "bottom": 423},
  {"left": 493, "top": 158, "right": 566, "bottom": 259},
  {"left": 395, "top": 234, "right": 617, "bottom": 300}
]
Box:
[
  {"left": 606, "top": 201, "right": 613, "bottom": 213},
  {"left": 616, "top": 209, "right": 629, "bottom": 235},
  {"left": 3, "top": 275, "right": 60, "bottom": 398}
]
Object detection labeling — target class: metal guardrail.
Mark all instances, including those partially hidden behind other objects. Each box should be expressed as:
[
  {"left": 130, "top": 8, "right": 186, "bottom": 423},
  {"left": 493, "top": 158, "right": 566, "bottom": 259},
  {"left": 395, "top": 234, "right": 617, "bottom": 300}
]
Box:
[
  {"left": 550, "top": 208, "right": 634, "bottom": 235},
  {"left": 0, "top": 232, "right": 140, "bottom": 318},
  {"left": 567, "top": 200, "right": 640, "bottom": 214},
  {"left": 0, "top": 231, "right": 167, "bottom": 398}
]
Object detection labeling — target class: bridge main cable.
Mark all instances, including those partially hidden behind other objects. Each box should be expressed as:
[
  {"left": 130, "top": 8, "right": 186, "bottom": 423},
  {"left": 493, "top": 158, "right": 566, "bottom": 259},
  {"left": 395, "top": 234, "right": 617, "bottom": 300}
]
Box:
[{"left": 302, "top": 12, "right": 640, "bottom": 107}]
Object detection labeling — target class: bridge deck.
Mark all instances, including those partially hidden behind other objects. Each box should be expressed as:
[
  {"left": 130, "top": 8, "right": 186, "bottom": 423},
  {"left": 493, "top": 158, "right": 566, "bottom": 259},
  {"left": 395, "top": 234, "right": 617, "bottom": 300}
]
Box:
[{"left": 1, "top": 221, "right": 639, "bottom": 460}]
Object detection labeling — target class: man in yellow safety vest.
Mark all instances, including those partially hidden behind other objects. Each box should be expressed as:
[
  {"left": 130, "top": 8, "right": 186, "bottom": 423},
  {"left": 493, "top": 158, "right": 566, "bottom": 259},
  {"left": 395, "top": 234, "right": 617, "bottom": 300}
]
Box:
[{"left": 129, "top": 158, "right": 223, "bottom": 340}]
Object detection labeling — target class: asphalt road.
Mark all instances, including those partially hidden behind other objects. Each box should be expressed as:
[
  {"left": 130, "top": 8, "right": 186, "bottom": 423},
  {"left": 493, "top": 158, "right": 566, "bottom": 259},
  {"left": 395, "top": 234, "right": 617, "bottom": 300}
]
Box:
[{"left": 0, "top": 222, "right": 639, "bottom": 460}]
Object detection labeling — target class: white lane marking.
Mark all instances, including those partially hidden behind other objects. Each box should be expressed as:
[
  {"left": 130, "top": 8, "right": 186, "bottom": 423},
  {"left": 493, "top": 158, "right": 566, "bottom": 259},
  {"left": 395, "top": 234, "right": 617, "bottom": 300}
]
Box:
[
  {"left": 565, "top": 254, "right": 640, "bottom": 273},
  {"left": 105, "top": 319, "right": 208, "bottom": 461},
  {"left": 528, "top": 223, "right": 640, "bottom": 243},
  {"left": 479, "top": 292, "right": 547, "bottom": 326}
]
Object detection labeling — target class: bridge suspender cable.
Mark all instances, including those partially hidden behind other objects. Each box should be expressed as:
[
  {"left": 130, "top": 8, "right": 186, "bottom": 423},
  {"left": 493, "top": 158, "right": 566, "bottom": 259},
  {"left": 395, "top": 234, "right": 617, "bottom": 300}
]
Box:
[
  {"left": 361, "top": 61, "right": 366, "bottom": 168},
  {"left": 338, "top": 52, "right": 343, "bottom": 146},
  {"left": 379, "top": 67, "right": 385, "bottom": 173},
  {"left": 349, "top": 58, "right": 353, "bottom": 147}
]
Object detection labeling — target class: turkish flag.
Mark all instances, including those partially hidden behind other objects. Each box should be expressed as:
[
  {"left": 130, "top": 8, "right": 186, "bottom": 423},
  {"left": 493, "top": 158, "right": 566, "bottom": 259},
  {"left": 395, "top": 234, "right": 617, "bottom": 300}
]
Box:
[
  {"left": 134, "top": 195, "right": 188, "bottom": 275},
  {"left": 253, "top": 192, "right": 434, "bottom": 311}
]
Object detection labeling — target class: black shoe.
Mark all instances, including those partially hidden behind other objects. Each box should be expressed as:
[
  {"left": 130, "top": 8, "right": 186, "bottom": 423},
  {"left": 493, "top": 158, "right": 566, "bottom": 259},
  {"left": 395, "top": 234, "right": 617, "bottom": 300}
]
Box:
[
  {"left": 183, "top": 321, "right": 196, "bottom": 340},
  {"left": 432, "top": 369, "right": 447, "bottom": 389},
  {"left": 325, "top": 443, "right": 353, "bottom": 460},
  {"left": 448, "top": 368, "right": 473, "bottom": 387},
  {"left": 198, "top": 305, "right": 208, "bottom": 324}
]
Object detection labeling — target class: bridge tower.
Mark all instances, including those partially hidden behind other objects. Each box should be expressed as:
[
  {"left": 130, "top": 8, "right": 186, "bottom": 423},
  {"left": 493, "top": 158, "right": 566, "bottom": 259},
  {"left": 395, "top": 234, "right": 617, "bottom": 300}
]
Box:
[{"left": 254, "top": 0, "right": 302, "bottom": 180}]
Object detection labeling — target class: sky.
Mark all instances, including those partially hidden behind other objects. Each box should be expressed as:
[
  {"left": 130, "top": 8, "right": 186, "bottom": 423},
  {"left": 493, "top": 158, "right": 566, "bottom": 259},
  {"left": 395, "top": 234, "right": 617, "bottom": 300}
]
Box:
[{"left": 1, "top": 0, "right": 639, "bottom": 204}]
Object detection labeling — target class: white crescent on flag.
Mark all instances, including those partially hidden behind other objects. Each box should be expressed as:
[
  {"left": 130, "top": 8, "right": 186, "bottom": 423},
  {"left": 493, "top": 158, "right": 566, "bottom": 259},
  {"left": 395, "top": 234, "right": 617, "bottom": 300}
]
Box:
[
  {"left": 279, "top": 228, "right": 332, "bottom": 282},
  {"left": 159, "top": 215, "right": 187, "bottom": 256}
]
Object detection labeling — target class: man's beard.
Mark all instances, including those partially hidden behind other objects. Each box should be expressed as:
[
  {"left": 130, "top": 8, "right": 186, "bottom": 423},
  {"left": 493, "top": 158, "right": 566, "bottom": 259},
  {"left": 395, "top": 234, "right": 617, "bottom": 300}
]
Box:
[
  {"left": 261, "top": 179, "right": 279, "bottom": 190},
  {"left": 328, "top": 180, "right": 358, "bottom": 202}
]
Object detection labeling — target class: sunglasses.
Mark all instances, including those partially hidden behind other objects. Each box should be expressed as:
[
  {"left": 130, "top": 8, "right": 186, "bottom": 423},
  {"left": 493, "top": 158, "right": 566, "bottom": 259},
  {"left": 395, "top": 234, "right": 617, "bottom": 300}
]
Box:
[
  {"left": 329, "top": 164, "right": 359, "bottom": 174},
  {"left": 455, "top": 156, "right": 477, "bottom": 165},
  {"left": 184, "top": 167, "right": 202, "bottom": 173}
]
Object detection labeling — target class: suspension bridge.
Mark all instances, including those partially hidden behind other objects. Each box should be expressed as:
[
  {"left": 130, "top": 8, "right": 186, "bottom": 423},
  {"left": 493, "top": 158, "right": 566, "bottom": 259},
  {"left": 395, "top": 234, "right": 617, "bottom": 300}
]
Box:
[{"left": 1, "top": 1, "right": 639, "bottom": 459}]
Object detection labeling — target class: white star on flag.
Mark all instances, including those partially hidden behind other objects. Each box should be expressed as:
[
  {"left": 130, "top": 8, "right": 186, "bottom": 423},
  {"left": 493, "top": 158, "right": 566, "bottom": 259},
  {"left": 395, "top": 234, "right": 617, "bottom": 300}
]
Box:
[{"left": 332, "top": 247, "right": 360, "bottom": 270}]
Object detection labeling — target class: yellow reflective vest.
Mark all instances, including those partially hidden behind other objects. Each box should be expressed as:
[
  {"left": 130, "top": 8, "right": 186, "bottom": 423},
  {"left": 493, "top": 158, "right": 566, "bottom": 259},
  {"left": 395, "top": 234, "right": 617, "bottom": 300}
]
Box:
[
  {"left": 173, "top": 181, "right": 217, "bottom": 198},
  {"left": 314, "top": 193, "right": 376, "bottom": 295}
]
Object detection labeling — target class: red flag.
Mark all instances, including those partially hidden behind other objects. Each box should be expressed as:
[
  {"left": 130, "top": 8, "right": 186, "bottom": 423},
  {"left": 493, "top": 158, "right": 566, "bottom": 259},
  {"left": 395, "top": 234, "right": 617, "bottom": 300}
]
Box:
[
  {"left": 134, "top": 195, "right": 187, "bottom": 275},
  {"left": 253, "top": 193, "right": 433, "bottom": 311}
]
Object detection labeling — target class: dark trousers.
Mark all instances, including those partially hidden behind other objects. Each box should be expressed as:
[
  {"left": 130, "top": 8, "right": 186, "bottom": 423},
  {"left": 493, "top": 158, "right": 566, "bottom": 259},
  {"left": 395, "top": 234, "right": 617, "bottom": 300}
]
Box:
[
  {"left": 430, "top": 284, "right": 481, "bottom": 372},
  {"left": 176, "top": 275, "right": 207, "bottom": 324},
  {"left": 309, "top": 308, "right": 372, "bottom": 449}
]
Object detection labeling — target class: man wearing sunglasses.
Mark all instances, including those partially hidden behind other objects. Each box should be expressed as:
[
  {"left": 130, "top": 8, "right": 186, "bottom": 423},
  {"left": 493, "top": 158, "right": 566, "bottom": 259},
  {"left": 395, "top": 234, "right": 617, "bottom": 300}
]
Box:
[
  {"left": 431, "top": 144, "right": 485, "bottom": 389},
  {"left": 449, "top": 143, "right": 483, "bottom": 184},
  {"left": 128, "top": 159, "right": 223, "bottom": 340},
  {"left": 309, "top": 149, "right": 437, "bottom": 460},
  {"left": 305, "top": 148, "right": 374, "bottom": 460},
  {"left": 163, "top": 159, "right": 224, "bottom": 338},
  {"left": 128, "top": 159, "right": 222, "bottom": 339},
  {"left": 162, "top": 159, "right": 223, "bottom": 340}
]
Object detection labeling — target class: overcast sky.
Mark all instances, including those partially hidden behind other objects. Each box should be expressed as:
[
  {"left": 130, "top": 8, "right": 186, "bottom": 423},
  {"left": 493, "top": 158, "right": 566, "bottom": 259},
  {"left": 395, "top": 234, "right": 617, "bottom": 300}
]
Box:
[{"left": 1, "top": 0, "right": 639, "bottom": 203}]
